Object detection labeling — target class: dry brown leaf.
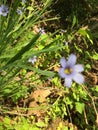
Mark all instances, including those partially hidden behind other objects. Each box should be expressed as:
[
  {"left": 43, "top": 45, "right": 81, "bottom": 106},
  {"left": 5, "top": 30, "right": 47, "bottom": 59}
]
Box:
[
  {"left": 27, "top": 101, "right": 39, "bottom": 116},
  {"left": 27, "top": 101, "right": 47, "bottom": 116},
  {"left": 54, "top": 66, "right": 60, "bottom": 72},
  {"left": 27, "top": 89, "right": 51, "bottom": 116},
  {"left": 14, "top": 76, "right": 21, "bottom": 81},
  {"left": 25, "top": 71, "right": 33, "bottom": 78},
  {"left": 0, "top": 116, "right": 4, "bottom": 122},
  {"left": 30, "top": 89, "right": 51, "bottom": 103}
]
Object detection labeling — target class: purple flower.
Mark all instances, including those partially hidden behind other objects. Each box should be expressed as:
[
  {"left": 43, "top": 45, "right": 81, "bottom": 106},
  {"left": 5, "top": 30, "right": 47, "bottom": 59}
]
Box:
[
  {"left": 28, "top": 56, "right": 37, "bottom": 64},
  {"left": 16, "top": 9, "right": 23, "bottom": 15},
  {"left": 38, "top": 27, "right": 45, "bottom": 34},
  {"left": 0, "top": 5, "right": 9, "bottom": 16},
  {"left": 59, "top": 54, "right": 84, "bottom": 88}
]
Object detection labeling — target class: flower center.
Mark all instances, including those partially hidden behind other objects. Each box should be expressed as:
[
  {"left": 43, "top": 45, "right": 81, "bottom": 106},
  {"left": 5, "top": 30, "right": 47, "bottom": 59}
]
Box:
[
  {"left": 64, "top": 68, "right": 73, "bottom": 74},
  {"left": 2, "top": 9, "right": 7, "bottom": 13}
]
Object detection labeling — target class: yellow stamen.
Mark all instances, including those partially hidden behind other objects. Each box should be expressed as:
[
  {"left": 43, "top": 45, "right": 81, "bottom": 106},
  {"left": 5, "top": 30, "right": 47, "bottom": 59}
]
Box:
[{"left": 65, "top": 68, "right": 72, "bottom": 74}]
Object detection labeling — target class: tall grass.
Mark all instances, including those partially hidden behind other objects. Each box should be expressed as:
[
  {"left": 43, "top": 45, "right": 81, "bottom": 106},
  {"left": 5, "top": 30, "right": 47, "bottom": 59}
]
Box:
[{"left": 0, "top": 0, "right": 61, "bottom": 98}]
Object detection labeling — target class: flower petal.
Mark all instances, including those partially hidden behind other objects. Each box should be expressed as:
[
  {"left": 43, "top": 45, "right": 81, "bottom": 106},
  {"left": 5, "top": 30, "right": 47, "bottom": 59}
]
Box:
[
  {"left": 67, "top": 54, "right": 77, "bottom": 67},
  {"left": 64, "top": 78, "right": 72, "bottom": 88},
  {"left": 73, "top": 73, "right": 84, "bottom": 84},
  {"left": 73, "top": 64, "right": 84, "bottom": 72},
  {"left": 28, "top": 58, "right": 32, "bottom": 62},
  {"left": 59, "top": 68, "right": 66, "bottom": 78},
  {"left": 60, "top": 57, "right": 67, "bottom": 68},
  {"left": 0, "top": 5, "right": 9, "bottom": 16}
]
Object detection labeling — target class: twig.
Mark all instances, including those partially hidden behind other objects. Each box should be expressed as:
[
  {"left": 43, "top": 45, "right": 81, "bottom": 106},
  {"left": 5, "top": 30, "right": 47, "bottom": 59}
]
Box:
[
  {"left": 82, "top": 85, "right": 98, "bottom": 127},
  {"left": 65, "top": 102, "right": 72, "bottom": 123},
  {"left": 82, "top": 85, "right": 97, "bottom": 115},
  {"left": 0, "top": 110, "right": 29, "bottom": 117},
  {"left": 84, "top": 108, "right": 88, "bottom": 125}
]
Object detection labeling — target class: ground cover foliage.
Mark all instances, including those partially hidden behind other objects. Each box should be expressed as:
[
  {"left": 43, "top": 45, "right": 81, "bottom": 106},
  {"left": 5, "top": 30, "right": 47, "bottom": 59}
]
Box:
[{"left": 0, "top": 0, "right": 98, "bottom": 129}]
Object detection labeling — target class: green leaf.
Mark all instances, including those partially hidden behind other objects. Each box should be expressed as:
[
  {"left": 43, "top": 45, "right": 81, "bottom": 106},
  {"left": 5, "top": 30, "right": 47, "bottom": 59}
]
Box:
[
  {"left": 36, "top": 121, "right": 46, "bottom": 128},
  {"left": 18, "top": 64, "right": 56, "bottom": 77},
  {"left": 71, "top": 15, "right": 77, "bottom": 29},
  {"left": 85, "top": 64, "right": 91, "bottom": 69},
  {"left": 4, "top": 117, "right": 11, "bottom": 124},
  {"left": 78, "top": 28, "right": 93, "bottom": 44},
  {"left": 92, "top": 52, "right": 98, "bottom": 60},
  {"left": 74, "top": 43, "right": 82, "bottom": 53},
  {"left": 75, "top": 102, "right": 85, "bottom": 114},
  {"left": 6, "top": 34, "right": 40, "bottom": 65},
  {"left": 92, "top": 85, "right": 98, "bottom": 92},
  {"left": 63, "top": 126, "right": 68, "bottom": 130},
  {"left": 95, "top": 86, "right": 98, "bottom": 92}
]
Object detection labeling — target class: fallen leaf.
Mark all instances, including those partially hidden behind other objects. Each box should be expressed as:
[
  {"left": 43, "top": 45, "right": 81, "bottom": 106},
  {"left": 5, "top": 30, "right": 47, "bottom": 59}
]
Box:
[{"left": 30, "top": 89, "right": 51, "bottom": 103}]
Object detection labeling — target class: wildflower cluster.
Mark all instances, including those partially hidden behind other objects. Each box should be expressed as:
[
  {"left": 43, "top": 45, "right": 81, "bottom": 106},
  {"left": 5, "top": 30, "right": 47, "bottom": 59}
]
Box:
[
  {"left": 0, "top": 0, "right": 26, "bottom": 16},
  {"left": 0, "top": 2, "right": 84, "bottom": 90}
]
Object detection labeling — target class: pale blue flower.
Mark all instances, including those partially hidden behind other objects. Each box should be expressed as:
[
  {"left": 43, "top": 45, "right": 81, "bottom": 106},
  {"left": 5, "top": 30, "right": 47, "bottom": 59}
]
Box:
[
  {"left": 38, "top": 27, "right": 45, "bottom": 34},
  {"left": 22, "top": 0, "right": 26, "bottom": 4},
  {"left": 28, "top": 56, "right": 37, "bottom": 64},
  {"left": 0, "top": 5, "right": 9, "bottom": 16},
  {"left": 64, "top": 41, "right": 68, "bottom": 46},
  {"left": 59, "top": 54, "right": 84, "bottom": 88},
  {"left": 16, "top": 9, "right": 23, "bottom": 15}
]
